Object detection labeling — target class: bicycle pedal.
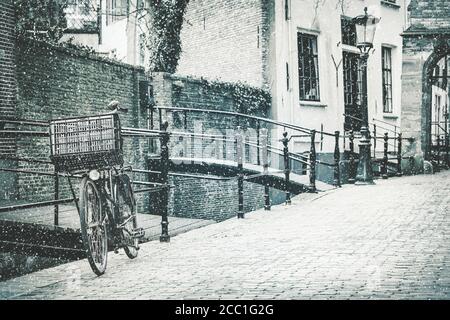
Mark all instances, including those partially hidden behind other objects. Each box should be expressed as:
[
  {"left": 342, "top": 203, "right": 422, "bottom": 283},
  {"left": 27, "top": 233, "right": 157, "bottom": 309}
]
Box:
[
  {"left": 132, "top": 228, "right": 145, "bottom": 239},
  {"left": 114, "top": 248, "right": 120, "bottom": 254}
]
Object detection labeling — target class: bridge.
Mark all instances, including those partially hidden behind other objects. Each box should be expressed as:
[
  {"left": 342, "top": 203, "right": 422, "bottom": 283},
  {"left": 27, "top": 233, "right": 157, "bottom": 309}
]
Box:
[{"left": 0, "top": 106, "right": 437, "bottom": 265}]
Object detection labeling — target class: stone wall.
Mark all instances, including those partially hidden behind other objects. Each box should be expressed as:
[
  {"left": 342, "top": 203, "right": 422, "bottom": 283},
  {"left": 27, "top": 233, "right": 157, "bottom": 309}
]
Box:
[{"left": 400, "top": 0, "right": 450, "bottom": 172}]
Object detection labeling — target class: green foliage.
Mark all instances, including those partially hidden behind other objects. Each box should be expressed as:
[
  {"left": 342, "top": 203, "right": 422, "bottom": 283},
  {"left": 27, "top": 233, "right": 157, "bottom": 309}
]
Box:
[
  {"left": 146, "top": 0, "right": 190, "bottom": 73},
  {"left": 15, "top": 0, "right": 67, "bottom": 43},
  {"left": 200, "top": 79, "right": 271, "bottom": 116}
]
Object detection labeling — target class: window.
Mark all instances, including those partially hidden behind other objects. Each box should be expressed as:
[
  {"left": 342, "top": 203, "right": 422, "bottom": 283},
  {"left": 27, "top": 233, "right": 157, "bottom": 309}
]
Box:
[
  {"left": 341, "top": 16, "right": 356, "bottom": 47},
  {"left": 382, "top": 47, "right": 393, "bottom": 113},
  {"left": 107, "top": 0, "right": 127, "bottom": 24},
  {"left": 298, "top": 33, "right": 320, "bottom": 101}
]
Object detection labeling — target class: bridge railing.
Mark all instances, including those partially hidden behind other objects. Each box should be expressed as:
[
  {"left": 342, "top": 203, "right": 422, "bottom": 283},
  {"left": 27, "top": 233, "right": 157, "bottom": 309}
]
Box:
[
  {"left": 342, "top": 114, "right": 416, "bottom": 179},
  {"left": 0, "top": 117, "right": 174, "bottom": 242},
  {"left": 150, "top": 105, "right": 343, "bottom": 187}
]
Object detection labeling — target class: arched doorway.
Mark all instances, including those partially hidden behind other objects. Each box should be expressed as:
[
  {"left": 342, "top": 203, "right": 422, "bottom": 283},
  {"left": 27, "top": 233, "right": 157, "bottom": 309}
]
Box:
[{"left": 421, "top": 40, "right": 450, "bottom": 166}]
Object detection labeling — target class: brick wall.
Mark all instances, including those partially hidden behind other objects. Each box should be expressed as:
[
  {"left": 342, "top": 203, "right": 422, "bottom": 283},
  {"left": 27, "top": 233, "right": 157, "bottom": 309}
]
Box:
[
  {"left": 409, "top": 0, "right": 450, "bottom": 30},
  {"left": 14, "top": 38, "right": 147, "bottom": 203},
  {"left": 0, "top": 0, "right": 17, "bottom": 201},
  {"left": 147, "top": 73, "right": 278, "bottom": 221},
  {"left": 176, "top": 0, "right": 273, "bottom": 89},
  {"left": 0, "top": 0, "right": 16, "bottom": 120},
  {"left": 12, "top": 42, "right": 277, "bottom": 221}
]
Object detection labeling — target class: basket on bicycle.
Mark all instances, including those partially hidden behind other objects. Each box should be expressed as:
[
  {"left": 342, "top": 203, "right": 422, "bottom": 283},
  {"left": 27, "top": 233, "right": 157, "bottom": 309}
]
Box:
[{"left": 49, "top": 113, "right": 123, "bottom": 172}]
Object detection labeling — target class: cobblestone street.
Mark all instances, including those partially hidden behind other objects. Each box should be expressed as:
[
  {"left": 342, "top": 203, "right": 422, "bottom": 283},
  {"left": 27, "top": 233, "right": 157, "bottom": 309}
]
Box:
[{"left": 1, "top": 171, "right": 449, "bottom": 300}]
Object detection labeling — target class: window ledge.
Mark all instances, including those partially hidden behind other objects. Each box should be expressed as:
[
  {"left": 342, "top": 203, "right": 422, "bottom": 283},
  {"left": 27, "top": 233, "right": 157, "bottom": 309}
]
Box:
[
  {"left": 299, "top": 101, "right": 327, "bottom": 108},
  {"left": 380, "top": 1, "right": 400, "bottom": 10},
  {"left": 382, "top": 114, "right": 399, "bottom": 119}
]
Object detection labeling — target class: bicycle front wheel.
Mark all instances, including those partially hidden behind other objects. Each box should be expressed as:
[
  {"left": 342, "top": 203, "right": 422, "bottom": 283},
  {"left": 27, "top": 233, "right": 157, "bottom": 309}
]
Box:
[{"left": 79, "top": 177, "right": 108, "bottom": 276}]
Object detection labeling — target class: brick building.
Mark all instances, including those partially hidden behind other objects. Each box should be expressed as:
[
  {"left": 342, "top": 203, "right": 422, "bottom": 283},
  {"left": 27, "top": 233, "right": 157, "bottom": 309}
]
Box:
[
  {"left": 401, "top": 0, "right": 450, "bottom": 172},
  {"left": 177, "top": 0, "right": 408, "bottom": 154},
  {"left": 90, "top": 0, "right": 408, "bottom": 154}
]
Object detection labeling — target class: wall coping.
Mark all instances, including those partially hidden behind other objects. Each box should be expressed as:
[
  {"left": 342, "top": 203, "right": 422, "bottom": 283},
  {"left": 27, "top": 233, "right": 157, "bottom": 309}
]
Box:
[{"left": 402, "top": 28, "right": 450, "bottom": 38}]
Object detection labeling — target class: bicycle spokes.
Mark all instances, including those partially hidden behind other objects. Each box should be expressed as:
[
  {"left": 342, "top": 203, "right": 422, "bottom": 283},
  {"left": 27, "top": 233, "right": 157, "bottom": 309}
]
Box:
[{"left": 84, "top": 183, "right": 107, "bottom": 267}]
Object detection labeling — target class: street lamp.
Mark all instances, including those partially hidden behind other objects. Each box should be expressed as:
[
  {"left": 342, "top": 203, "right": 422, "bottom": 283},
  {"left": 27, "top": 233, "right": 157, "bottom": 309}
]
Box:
[{"left": 353, "top": 7, "right": 380, "bottom": 185}]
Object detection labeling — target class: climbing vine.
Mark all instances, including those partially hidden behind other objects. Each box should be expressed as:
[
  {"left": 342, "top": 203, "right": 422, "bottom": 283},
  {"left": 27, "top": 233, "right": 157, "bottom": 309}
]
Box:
[
  {"left": 14, "top": 0, "right": 67, "bottom": 43},
  {"left": 199, "top": 80, "right": 271, "bottom": 116},
  {"left": 144, "top": 0, "right": 190, "bottom": 73}
]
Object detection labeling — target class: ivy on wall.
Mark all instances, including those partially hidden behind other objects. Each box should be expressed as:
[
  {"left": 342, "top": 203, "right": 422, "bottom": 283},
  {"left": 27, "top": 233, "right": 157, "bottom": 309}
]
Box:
[
  {"left": 14, "top": 0, "right": 67, "bottom": 43},
  {"left": 145, "top": 0, "right": 190, "bottom": 73},
  {"left": 191, "top": 79, "right": 271, "bottom": 116}
]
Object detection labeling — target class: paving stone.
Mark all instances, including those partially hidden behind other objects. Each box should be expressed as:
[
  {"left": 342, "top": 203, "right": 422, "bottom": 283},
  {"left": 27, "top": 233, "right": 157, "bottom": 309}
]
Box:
[{"left": 1, "top": 171, "right": 450, "bottom": 299}]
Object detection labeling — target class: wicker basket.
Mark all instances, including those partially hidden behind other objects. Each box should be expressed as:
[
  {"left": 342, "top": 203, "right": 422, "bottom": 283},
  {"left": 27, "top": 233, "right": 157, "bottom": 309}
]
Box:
[{"left": 50, "top": 114, "right": 123, "bottom": 172}]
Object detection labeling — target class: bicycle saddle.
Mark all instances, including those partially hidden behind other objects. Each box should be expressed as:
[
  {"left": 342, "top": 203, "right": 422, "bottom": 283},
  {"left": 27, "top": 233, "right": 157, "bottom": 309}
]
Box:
[{"left": 107, "top": 100, "right": 128, "bottom": 113}]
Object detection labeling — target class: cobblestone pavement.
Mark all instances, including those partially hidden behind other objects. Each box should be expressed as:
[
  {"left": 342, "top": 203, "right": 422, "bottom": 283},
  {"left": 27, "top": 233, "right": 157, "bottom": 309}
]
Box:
[{"left": 1, "top": 171, "right": 450, "bottom": 299}]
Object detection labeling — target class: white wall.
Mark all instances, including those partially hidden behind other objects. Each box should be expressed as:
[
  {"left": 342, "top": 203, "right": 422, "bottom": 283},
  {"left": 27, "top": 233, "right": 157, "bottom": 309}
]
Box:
[{"left": 270, "top": 0, "right": 406, "bottom": 152}]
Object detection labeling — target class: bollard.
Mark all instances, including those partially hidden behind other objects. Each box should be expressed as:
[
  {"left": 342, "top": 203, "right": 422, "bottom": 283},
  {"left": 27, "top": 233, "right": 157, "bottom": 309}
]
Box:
[
  {"left": 261, "top": 129, "right": 270, "bottom": 210},
  {"left": 54, "top": 171, "right": 59, "bottom": 226},
  {"left": 281, "top": 131, "right": 291, "bottom": 205},
  {"left": 309, "top": 130, "right": 316, "bottom": 192},
  {"left": 382, "top": 132, "right": 388, "bottom": 179},
  {"left": 348, "top": 130, "right": 356, "bottom": 184},
  {"left": 236, "top": 128, "right": 244, "bottom": 218},
  {"left": 396, "top": 133, "right": 403, "bottom": 177},
  {"left": 160, "top": 121, "right": 170, "bottom": 242},
  {"left": 333, "top": 131, "right": 341, "bottom": 187}
]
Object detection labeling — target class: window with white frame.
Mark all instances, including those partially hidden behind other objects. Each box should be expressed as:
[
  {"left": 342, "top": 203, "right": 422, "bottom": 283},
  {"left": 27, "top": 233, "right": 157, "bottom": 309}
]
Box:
[
  {"left": 382, "top": 47, "right": 393, "bottom": 113},
  {"left": 297, "top": 33, "right": 320, "bottom": 102}
]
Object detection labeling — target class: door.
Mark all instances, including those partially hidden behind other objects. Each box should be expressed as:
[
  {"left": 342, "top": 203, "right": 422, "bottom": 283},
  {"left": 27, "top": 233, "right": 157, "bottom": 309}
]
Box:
[{"left": 343, "top": 51, "right": 362, "bottom": 132}]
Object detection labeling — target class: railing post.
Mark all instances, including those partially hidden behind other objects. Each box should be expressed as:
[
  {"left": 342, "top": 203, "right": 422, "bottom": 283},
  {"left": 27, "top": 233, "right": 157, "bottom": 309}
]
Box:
[
  {"left": 445, "top": 111, "right": 449, "bottom": 168},
  {"left": 320, "top": 124, "right": 324, "bottom": 151},
  {"left": 436, "top": 134, "right": 441, "bottom": 171},
  {"left": 309, "top": 130, "right": 316, "bottom": 192},
  {"left": 149, "top": 105, "right": 155, "bottom": 154},
  {"left": 160, "top": 121, "right": 170, "bottom": 242},
  {"left": 281, "top": 131, "right": 291, "bottom": 205},
  {"left": 183, "top": 110, "right": 188, "bottom": 158},
  {"left": 373, "top": 124, "right": 377, "bottom": 158},
  {"left": 158, "top": 108, "right": 163, "bottom": 130},
  {"left": 397, "top": 133, "right": 403, "bottom": 177},
  {"left": 382, "top": 132, "right": 388, "bottom": 179},
  {"left": 348, "top": 130, "right": 356, "bottom": 184},
  {"left": 236, "top": 127, "right": 244, "bottom": 218},
  {"left": 261, "top": 128, "right": 270, "bottom": 210},
  {"left": 256, "top": 120, "right": 261, "bottom": 166},
  {"left": 54, "top": 171, "right": 59, "bottom": 226},
  {"left": 333, "top": 130, "right": 341, "bottom": 187}
]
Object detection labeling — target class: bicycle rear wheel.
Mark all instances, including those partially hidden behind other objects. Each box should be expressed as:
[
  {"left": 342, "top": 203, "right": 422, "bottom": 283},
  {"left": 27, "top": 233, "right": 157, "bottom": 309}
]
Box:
[
  {"left": 116, "top": 174, "right": 139, "bottom": 259},
  {"left": 79, "top": 177, "right": 108, "bottom": 276}
]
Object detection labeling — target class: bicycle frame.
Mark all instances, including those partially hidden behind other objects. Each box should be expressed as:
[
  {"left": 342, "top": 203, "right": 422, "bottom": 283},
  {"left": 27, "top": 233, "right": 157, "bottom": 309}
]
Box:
[{"left": 90, "top": 166, "right": 137, "bottom": 249}]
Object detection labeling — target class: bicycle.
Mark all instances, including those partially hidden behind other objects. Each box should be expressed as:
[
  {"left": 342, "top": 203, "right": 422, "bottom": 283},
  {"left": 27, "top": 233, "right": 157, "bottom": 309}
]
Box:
[{"left": 49, "top": 101, "right": 144, "bottom": 275}]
